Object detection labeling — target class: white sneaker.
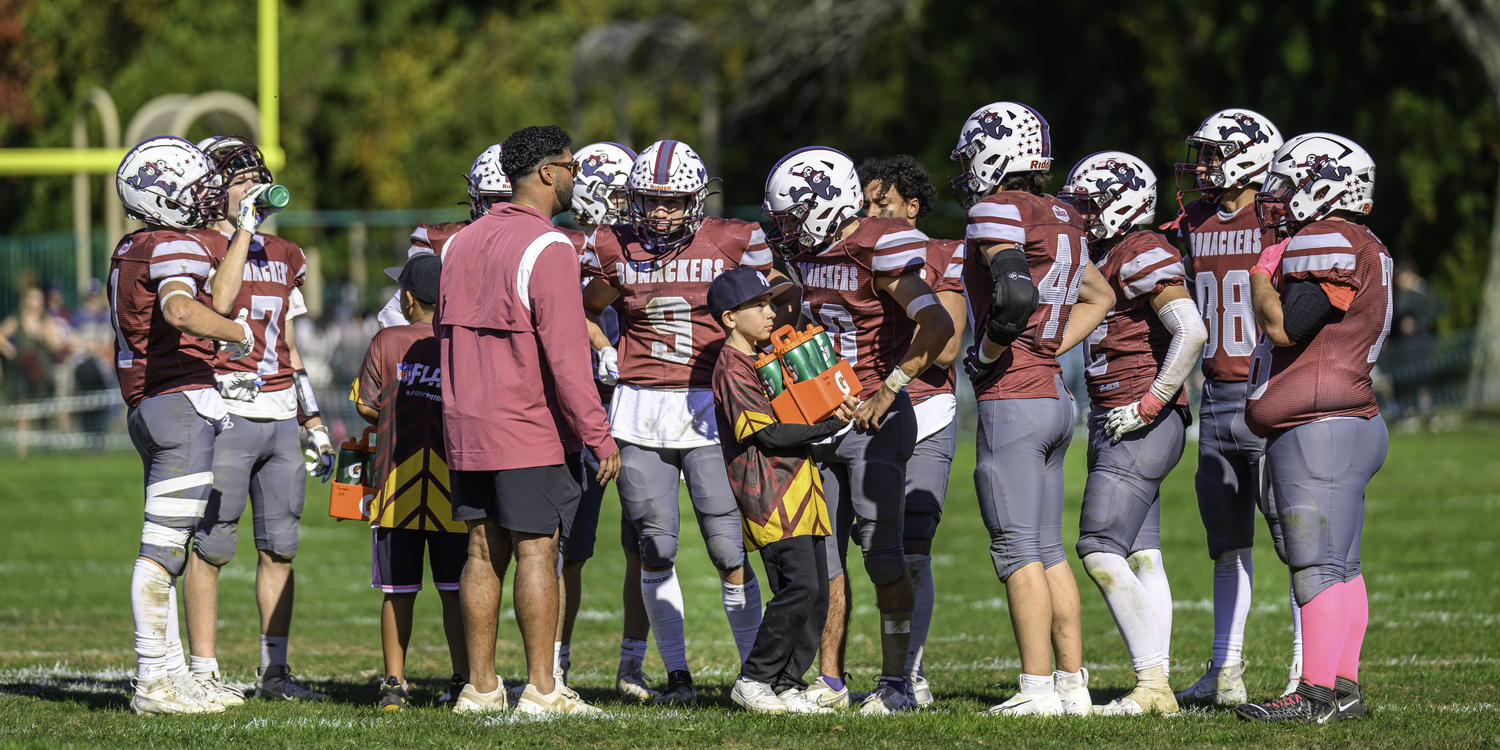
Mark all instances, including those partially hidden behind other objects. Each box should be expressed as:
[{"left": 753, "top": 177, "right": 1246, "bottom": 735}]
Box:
[
  {"left": 1283, "top": 656, "right": 1303, "bottom": 698},
  {"left": 515, "top": 683, "right": 602, "bottom": 715},
  {"left": 131, "top": 675, "right": 225, "bottom": 715},
  {"left": 191, "top": 670, "right": 246, "bottom": 707},
  {"left": 779, "top": 687, "right": 834, "bottom": 714},
  {"left": 1094, "top": 666, "right": 1178, "bottom": 716},
  {"left": 1175, "top": 660, "right": 1246, "bottom": 706},
  {"left": 988, "top": 685, "right": 1063, "bottom": 717},
  {"left": 255, "top": 664, "right": 327, "bottom": 702},
  {"left": 802, "top": 674, "right": 849, "bottom": 709},
  {"left": 615, "top": 660, "right": 658, "bottom": 703},
  {"left": 859, "top": 683, "right": 917, "bottom": 715},
  {"left": 731, "top": 676, "right": 787, "bottom": 714},
  {"left": 1054, "top": 668, "right": 1091, "bottom": 716},
  {"left": 908, "top": 673, "right": 934, "bottom": 708},
  {"left": 452, "top": 679, "right": 508, "bottom": 713}
]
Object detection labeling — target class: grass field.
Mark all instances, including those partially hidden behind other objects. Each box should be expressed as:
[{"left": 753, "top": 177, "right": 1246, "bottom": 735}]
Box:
[{"left": 2, "top": 425, "right": 1498, "bottom": 748}]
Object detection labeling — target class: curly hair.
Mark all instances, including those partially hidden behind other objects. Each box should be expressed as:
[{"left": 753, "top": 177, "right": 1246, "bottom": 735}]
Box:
[
  {"left": 500, "top": 125, "right": 573, "bottom": 181},
  {"left": 858, "top": 155, "right": 937, "bottom": 219},
  {"left": 1001, "top": 170, "right": 1051, "bottom": 196}
]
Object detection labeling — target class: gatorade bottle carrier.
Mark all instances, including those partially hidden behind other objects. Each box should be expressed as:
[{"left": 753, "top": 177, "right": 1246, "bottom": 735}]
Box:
[
  {"left": 329, "top": 426, "right": 375, "bottom": 522},
  {"left": 764, "top": 324, "right": 862, "bottom": 425}
]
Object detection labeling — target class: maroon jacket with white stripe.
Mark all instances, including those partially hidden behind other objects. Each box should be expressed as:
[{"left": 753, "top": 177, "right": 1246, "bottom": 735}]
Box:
[{"left": 1082, "top": 230, "right": 1189, "bottom": 409}]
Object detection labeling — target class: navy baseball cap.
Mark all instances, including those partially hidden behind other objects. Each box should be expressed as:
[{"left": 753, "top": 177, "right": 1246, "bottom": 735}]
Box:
[
  {"left": 384, "top": 254, "right": 442, "bottom": 304},
  {"left": 707, "top": 267, "right": 792, "bottom": 322}
]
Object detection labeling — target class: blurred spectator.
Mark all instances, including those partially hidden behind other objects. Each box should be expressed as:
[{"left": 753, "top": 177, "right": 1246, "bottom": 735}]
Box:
[
  {"left": 44, "top": 282, "right": 76, "bottom": 432},
  {"left": 70, "top": 280, "right": 117, "bottom": 451},
  {"left": 0, "top": 286, "right": 66, "bottom": 457},
  {"left": 1395, "top": 262, "right": 1445, "bottom": 338},
  {"left": 1381, "top": 262, "right": 1448, "bottom": 424}
]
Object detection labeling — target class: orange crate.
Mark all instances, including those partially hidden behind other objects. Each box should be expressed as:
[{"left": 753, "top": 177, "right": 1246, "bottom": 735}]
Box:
[
  {"left": 770, "top": 359, "right": 862, "bottom": 424},
  {"left": 329, "top": 481, "right": 372, "bottom": 522}
]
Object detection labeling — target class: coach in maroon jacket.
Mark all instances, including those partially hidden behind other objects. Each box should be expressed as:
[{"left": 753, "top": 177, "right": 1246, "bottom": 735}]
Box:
[{"left": 437, "top": 125, "right": 621, "bottom": 715}]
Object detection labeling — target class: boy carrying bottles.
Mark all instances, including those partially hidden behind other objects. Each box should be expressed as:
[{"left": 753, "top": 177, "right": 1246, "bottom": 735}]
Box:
[{"left": 708, "top": 268, "right": 857, "bottom": 714}]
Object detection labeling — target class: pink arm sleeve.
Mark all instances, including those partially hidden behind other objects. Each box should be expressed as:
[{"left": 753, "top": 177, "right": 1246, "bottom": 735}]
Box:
[{"left": 530, "top": 244, "right": 619, "bottom": 458}]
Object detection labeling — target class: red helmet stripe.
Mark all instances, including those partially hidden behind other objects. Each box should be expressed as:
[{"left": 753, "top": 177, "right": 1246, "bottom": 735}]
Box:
[{"left": 654, "top": 141, "right": 677, "bottom": 186}]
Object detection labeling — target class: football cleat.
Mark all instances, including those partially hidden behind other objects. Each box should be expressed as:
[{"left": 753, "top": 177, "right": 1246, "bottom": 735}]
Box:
[
  {"left": 1282, "top": 656, "right": 1304, "bottom": 698},
  {"left": 615, "top": 660, "right": 658, "bottom": 703},
  {"left": 452, "top": 678, "right": 508, "bottom": 713},
  {"left": 1094, "top": 666, "right": 1178, "bottom": 716},
  {"left": 377, "top": 677, "right": 410, "bottom": 711},
  {"left": 437, "top": 673, "right": 467, "bottom": 704},
  {"left": 802, "top": 673, "right": 850, "bottom": 708},
  {"left": 779, "top": 687, "right": 835, "bottom": 714},
  {"left": 1055, "top": 668, "right": 1092, "bottom": 716},
  {"left": 1175, "top": 659, "right": 1247, "bottom": 706},
  {"left": 730, "top": 676, "right": 787, "bottom": 715},
  {"left": 858, "top": 680, "right": 918, "bottom": 716},
  {"left": 1236, "top": 681, "right": 1337, "bottom": 724},
  {"left": 908, "top": 673, "right": 934, "bottom": 709},
  {"left": 255, "top": 664, "right": 327, "bottom": 702},
  {"left": 515, "top": 684, "right": 602, "bottom": 716},
  {"left": 652, "top": 670, "right": 696, "bottom": 705},
  {"left": 1334, "top": 677, "right": 1367, "bottom": 720},
  {"left": 191, "top": 669, "right": 246, "bottom": 707},
  {"left": 131, "top": 675, "right": 225, "bottom": 715},
  {"left": 988, "top": 682, "right": 1063, "bottom": 717}
]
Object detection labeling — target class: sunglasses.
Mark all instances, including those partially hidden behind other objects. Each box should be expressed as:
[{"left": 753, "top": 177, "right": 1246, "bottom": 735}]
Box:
[{"left": 544, "top": 159, "right": 580, "bottom": 178}]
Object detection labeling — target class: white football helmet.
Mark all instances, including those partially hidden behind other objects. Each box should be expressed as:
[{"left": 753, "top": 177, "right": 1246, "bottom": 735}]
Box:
[
  {"left": 626, "top": 140, "right": 712, "bottom": 253},
  {"left": 950, "top": 102, "right": 1052, "bottom": 209},
  {"left": 117, "top": 136, "right": 225, "bottom": 229},
  {"left": 1177, "top": 108, "right": 1283, "bottom": 194},
  {"left": 1256, "top": 133, "right": 1375, "bottom": 232},
  {"left": 467, "top": 144, "right": 512, "bottom": 221},
  {"left": 571, "top": 142, "right": 638, "bottom": 226},
  {"left": 195, "top": 135, "right": 272, "bottom": 184},
  {"left": 762, "top": 146, "right": 863, "bottom": 257},
  {"left": 1059, "top": 151, "right": 1157, "bottom": 241}
]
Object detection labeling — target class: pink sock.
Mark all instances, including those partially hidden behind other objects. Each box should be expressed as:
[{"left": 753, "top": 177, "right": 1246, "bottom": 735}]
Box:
[
  {"left": 1338, "top": 575, "right": 1368, "bottom": 682},
  {"left": 1299, "top": 581, "right": 1349, "bottom": 689}
]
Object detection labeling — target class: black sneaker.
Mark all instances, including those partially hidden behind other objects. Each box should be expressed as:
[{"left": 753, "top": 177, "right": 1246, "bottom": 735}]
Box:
[
  {"left": 652, "top": 669, "right": 696, "bottom": 705},
  {"left": 1334, "top": 676, "right": 1366, "bottom": 720},
  {"left": 1235, "top": 681, "right": 1338, "bottom": 724},
  {"left": 377, "top": 676, "right": 410, "bottom": 711},
  {"left": 437, "top": 673, "right": 468, "bottom": 704}
]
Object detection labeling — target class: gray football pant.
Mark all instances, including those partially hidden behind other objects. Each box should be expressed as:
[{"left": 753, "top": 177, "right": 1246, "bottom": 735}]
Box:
[
  {"left": 974, "top": 375, "right": 1074, "bottom": 582},
  {"left": 1266, "top": 416, "right": 1388, "bottom": 606},
  {"left": 1196, "top": 379, "right": 1286, "bottom": 560},
  {"left": 817, "top": 391, "right": 917, "bottom": 586},
  {"left": 127, "top": 391, "right": 218, "bottom": 576},
  {"left": 617, "top": 442, "right": 746, "bottom": 571},
  {"left": 904, "top": 416, "right": 957, "bottom": 541},
  {"left": 1076, "top": 405, "right": 1187, "bottom": 560},
  {"left": 194, "top": 416, "right": 307, "bottom": 565}
]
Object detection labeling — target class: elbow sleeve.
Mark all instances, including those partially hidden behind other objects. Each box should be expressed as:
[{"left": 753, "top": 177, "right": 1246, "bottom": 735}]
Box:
[
  {"left": 1149, "top": 296, "right": 1207, "bottom": 403},
  {"left": 986, "top": 247, "right": 1038, "bottom": 345},
  {"left": 1281, "top": 279, "right": 1335, "bottom": 344}
]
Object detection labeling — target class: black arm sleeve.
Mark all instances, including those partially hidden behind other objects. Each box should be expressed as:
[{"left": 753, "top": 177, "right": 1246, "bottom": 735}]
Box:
[
  {"left": 748, "top": 416, "right": 845, "bottom": 451},
  {"left": 1281, "top": 279, "right": 1336, "bottom": 344}
]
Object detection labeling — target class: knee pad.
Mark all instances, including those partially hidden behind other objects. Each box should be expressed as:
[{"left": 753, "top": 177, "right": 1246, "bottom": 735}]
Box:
[
  {"left": 903, "top": 511, "right": 940, "bottom": 542},
  {"left": 141, "top": 521, "right": 193, "bottom": 576},
  {"left": 989, "top": 531, "right": 1041, "bottom": 583},
  {"left": 638, "top": 532, "right": 679, "bottom": 570},
  {"left": 192, "top": 522, "right": 238, "bottom": 567},
  {"left": 259, "top": 521, "right": 301, "bottom": 561},
  {"left": 703, "top": 521, "right": 747, "bottom": 572},
  {"left": 856, "top": 518, "right": 907, "bottom": 586}
]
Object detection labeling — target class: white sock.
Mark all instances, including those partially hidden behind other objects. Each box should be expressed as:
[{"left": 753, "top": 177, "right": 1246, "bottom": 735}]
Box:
[
  {"left": 641, "top": 567, "right": 688, "bottom": 673},
  {"left": 1128, "top": 549, "right": 1173, "bottom": 669},
  {"left": 1019, "top": 671, "right": 1055, "bottom": 694},
  {"left": 619, "top": 637, "right": 648, "bottom": 666},
  {"left": 131, "top": 559, "right": 173, "bottom": 681},
  {"left": 260, "top": 634, "right": 288, "bottom": 670},
  {"left": 720, "top": 577, "right": 762, "bottom": 664},
  {"left": 904, "top": 554, "right": 934, "bottom": 677},
  {"left": 1211, "top": 547, "right": 1253, "bottom": 670},
  {"left": 1289, "top": 573, "right": 1304, "bottom": 674},
  {"left": 163, "top": 581, "right": 188, "bottom": 677},
  {"left": 1084, "top": 552, "right": 1164, "bottom": 673},
  {"left": 558, "top": 643, "right": 571, "bottom": 672},
  {"left": 190, "top": 655, "right": 219, "bottom": 676}
]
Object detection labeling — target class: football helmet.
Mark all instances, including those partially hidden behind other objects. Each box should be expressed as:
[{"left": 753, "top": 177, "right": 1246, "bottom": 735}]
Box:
[
  {"left": 761, "top": 146, "right": 863, "bottom": 258},
  {"left": 467, "top": 144, "right": 512, "bottom": 221},
  {"left": 950, "top": 102, "right": 1052, "bottom": 210},
  {"left": 626, "top": 140, "right": 713, "bottom": 253},
  {"left": 571, "top": 142, "right": 638, "bottom": 226},
  {"left": 1255, "top": 132, "right": 1375, "bottom": 232},
  {"left": 196, "top": 135, "right": 272, "bottom": 184},
  {"left": 1059, "top": 151, "right": 1157, "bottom": 240},
  {"left": 1176, "top": 109, "right": 1283, "bottom": 196},
  {"left": 117, "top": 136, "right": 226, "bottom": 229}
]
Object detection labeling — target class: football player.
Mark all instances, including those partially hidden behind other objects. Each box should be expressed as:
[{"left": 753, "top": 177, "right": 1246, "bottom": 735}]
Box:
[
  {"left": 1059, "top": 152, "right": 1208, "bottom": 716},
  {"left": 182, "top": 135, "right": 329, "bottom": 703},
  {"left": 581, "top": 140, "right": 784, "bottom": 704},
  {"left": 110, "top": 136, "right": 256, "bottom": 714},
  {"left": 951, "top": 103, "right": 1115, "bottom": 717},
  {"left": 376, "top": 144, "right": 509, "bottom": 328},
  {"left": 1170, "top": 109, "right": 1306, "bottom": 705},
  {"left": 764, "top": 146, "right": 954, "bottom": 714},
  {"left": 857, "top": 155, "right": 967, "bottom": 708},
  {"left": 1235, "top": 133, "right": 1386, "bottom": 724}
]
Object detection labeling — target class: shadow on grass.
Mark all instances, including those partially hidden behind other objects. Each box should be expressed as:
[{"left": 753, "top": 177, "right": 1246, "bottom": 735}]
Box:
[{"left": 0, "top": 677, "right": 132, "bottom": 711}]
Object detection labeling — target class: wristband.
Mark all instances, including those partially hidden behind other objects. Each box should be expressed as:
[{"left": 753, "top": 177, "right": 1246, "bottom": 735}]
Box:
[
  {"left": 904, "top": 293, "right": 939, "bottom": 319},
  {"left": 884, "top": 368, "right": 913, "bottom": 393}
]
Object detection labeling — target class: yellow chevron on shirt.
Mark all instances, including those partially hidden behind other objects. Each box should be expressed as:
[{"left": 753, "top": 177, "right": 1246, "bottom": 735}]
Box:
[
  {"left": 372, "top": 448, "right": 462, "bottom": 533},
  {"left": 742, "top": 460, "right": 829, "bottom": 550},
  {"left": 734, "top": 409, "right": 776, "bottom": 442}
]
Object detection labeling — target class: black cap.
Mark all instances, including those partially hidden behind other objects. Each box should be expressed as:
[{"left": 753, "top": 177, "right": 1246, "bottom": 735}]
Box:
[
  {"left": 384, "top": 254, "right": 442, "bottom": 305},
  {"left": 707, "top": 266, "right": 792, "bottom": 322}
]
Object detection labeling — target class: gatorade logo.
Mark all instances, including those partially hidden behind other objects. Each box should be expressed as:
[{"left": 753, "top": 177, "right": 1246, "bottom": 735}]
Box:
[{"left": 834, "top": 371, "right": 851, "bottom": 394}]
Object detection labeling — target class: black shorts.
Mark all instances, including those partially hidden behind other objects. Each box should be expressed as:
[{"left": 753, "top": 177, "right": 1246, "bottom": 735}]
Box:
[
  {"left": 562, "top": 460, "right": 606, "bottom": 563},
  {"left": 371, "top": 526, "right": 468, "bottom": 593},
  {"left": 451, "top": 453, "right": 584, "bottom": 537}
]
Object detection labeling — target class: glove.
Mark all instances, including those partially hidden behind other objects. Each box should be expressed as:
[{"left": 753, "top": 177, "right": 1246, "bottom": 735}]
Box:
[
  {"left": 222, "top": 308, "right": 255, "bottom": 360},
  {"left": 1251, "top": 238, "right": 1289, "bottom": 281},
  {"left": 237, "top": 184, "right": 278, "bottom": 233},
  {"left": 305, "top": 425, "right": 336, "bottom": 483},
  {"left": 595, "top": 345, "right": 619, "bottom": 386},
  {"left": 963, "top": 343, "right": 999, "bottom": 384},
  {"left": 216, "top": 372, "right": 263, "bottom": 402},
  {"left": 1104, "top": 392, "right": 1165, "bottom": 444}
]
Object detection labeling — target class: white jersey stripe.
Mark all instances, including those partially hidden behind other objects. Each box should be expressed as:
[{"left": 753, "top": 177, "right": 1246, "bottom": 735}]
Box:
[
  {"left": 1286, "top": 232, "right": 1354, "bottom": 252},
  {"left": 873, "top": 228, "right": 929, "bottom": 251},
  {"left": 150, "top": 259, "right": 212, "bottom": 280},
  {"left": 944, "top": 262, "right": 964, "bottom": 278},
  {"left": 871, "top": 247, "right": 927, "bottom": 272},
  {"left": 965, "top": 223, "right": 1026, "bottom": 245},
  {"left": 150, "top": 240, "right": 207, "bottom": 258},
  {"left": 742, "top": 247, "right": 773, "bottom": 267},
  {"left": 1118, "top": 246, "right": 1175, "bottom": 280},
  {"left": 1124, "top": 262, "right": 1186, "bottom": 299},
  {"left": 969, "top": 202, "right": 1023, "bottom": 222},
  {"left": 1282, "top": 252, "right": 1357, "bottom": 275}
]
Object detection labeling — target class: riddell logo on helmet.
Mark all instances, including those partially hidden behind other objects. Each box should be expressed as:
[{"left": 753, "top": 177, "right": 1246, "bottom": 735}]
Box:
[
  {"left": 1217, "top": 113, "right": 1271, "bottom": 145},
  {"left": 965, "top": 111, "right": 1013, "bottom": 142},
  {"left": 125, "top": 161, "right": 183, "bottom": 195},
  {"left": 787, "top": 166, "right": 842, "bottom": 203}
]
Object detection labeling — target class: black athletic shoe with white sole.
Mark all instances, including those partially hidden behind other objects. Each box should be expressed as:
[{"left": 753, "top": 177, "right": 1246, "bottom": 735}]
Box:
[
  {"left": 1235, "top": 681, "right": 1338, "bottom": 724},
  {"left": 1334, "top": 676, "right": 1366, "bottom": 720},
  {"left": 377, "top": 677, "right": 410, "bottom": 711},
  {"left": 652, "top": 670, "right": 696, "bottom": 705}
]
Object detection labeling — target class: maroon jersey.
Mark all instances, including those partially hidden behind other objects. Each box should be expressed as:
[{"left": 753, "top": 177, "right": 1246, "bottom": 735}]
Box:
[
  {"left": 107, "top": 229, "right": 219, "bottom": 408},
  {"left": 1082, "top": 231, "right": 1190, "bottom": 409},
  {"left": 788, "top": 217, "right": 930, "bottom": 394},
  {"left": 906, "top": 238, "right": 966, "bottom": 405},
  {"left": 582, "top": 217, "right": 771, "bottom": 389},
  {"left": 962, "top": 191, "right": 1090, "bottom": 401},
  {"left": 1178, "top": 199, "right": 1276, "bottom": 382},
  {"left": 191, "top": 230, "right": 307, "bottom": 393},
  {"left": 409, "top": 221, "right": 469, "bottom": 259},
  {"left": 1245, "top": 221, "right": 1392, "bottom": 437}
]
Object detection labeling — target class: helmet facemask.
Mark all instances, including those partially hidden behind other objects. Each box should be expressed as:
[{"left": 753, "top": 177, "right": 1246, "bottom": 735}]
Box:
[
  {"left": 626, "top": 185, "right": 709, "bottom": 254},
  {"left": 949, "top": 142, "right": 1007, "bottom": 211}
]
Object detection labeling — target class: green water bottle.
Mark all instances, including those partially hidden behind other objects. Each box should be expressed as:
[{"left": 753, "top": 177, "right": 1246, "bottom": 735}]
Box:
[
  {"left": 337, "top": 438, "right": 367, "bottom": 486},
  {"left": 256, "top": 184, "right": 291, "bottom": 210},
  {"left": 781, "top": 339, "right": 827, "bottom": 383},
  {"left": 810, "top": 330, "right": 838, "bottom": 369},
  {"left": 755, "top": 353, "right": 786, "bottom": 398}
]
